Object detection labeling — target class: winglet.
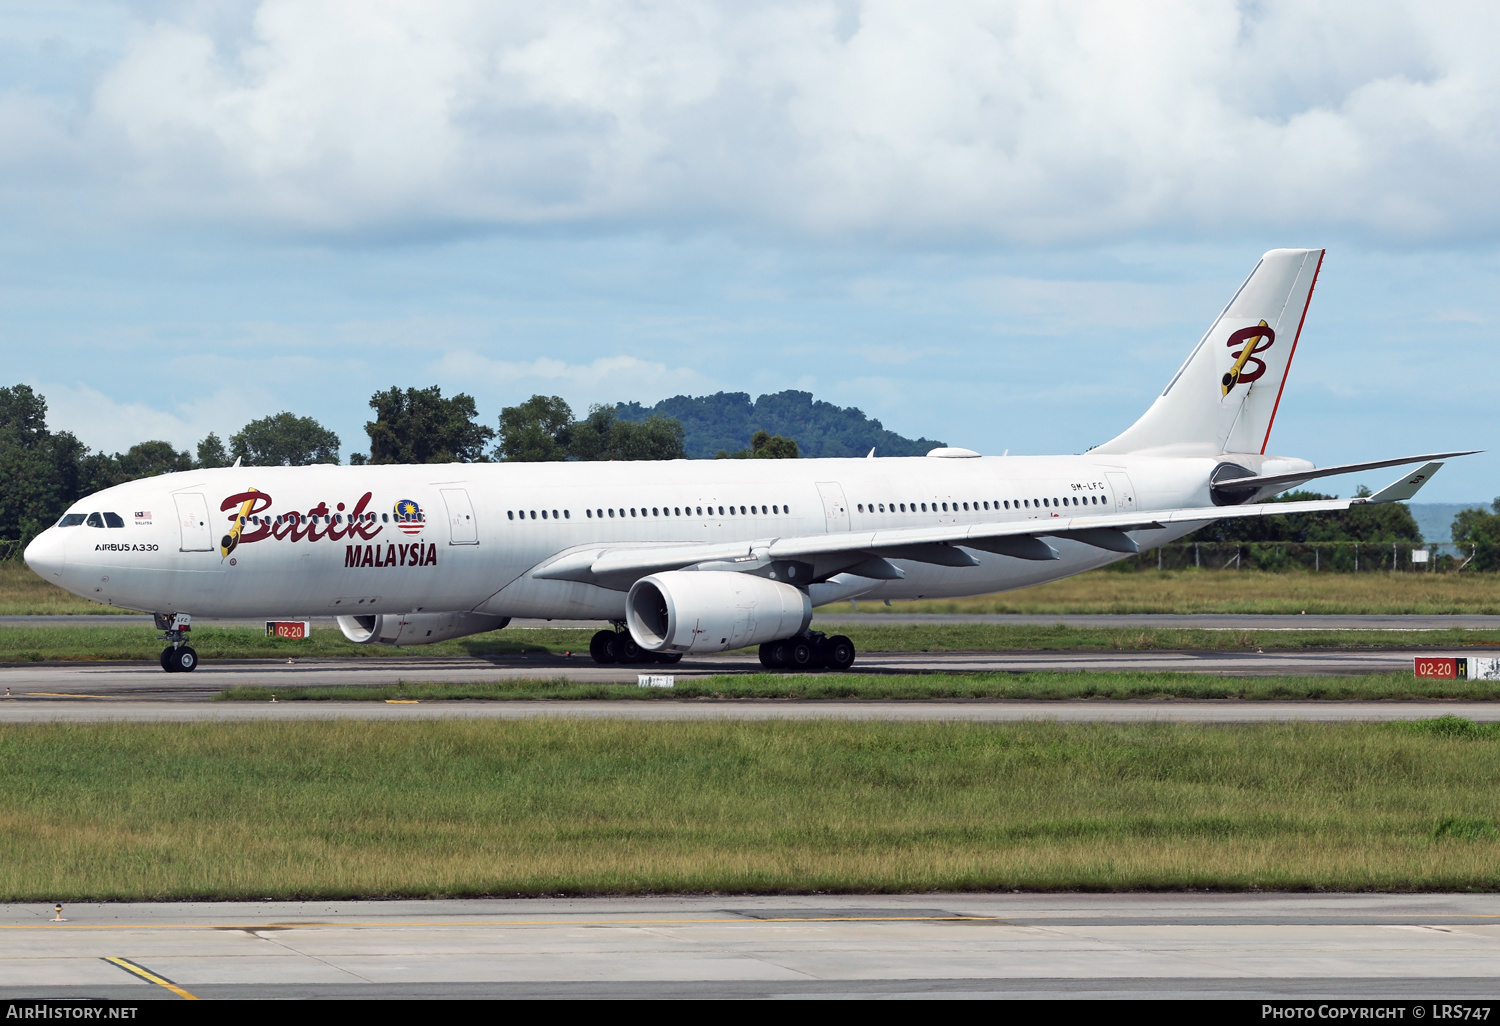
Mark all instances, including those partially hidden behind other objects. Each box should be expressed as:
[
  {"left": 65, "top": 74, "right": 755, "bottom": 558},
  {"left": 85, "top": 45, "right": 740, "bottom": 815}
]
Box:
[{"left": 1364, "top": 462, "right": 1443, "bottom": 504}]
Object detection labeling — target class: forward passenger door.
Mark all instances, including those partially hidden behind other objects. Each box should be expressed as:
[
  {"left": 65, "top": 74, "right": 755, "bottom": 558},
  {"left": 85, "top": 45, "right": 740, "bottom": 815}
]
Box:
[{"left": 173, "top": 493, "right": 213, "bottom": 552}]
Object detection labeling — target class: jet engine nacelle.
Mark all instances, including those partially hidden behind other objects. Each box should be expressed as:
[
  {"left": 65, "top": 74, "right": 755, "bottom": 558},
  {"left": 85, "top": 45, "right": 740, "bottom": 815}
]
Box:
[
  {"left": 336, "top": 612, "right": 510, "bottom": 647},
  {"left": 626, "top": 570, "right": 812, "bottom": 654}
]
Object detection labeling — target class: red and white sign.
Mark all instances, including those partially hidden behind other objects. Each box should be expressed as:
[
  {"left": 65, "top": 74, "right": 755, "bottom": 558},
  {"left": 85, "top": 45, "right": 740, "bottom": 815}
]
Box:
[
  {"left": 1414, "top": 657, "right": 1500, "bottom": 680},
  {"left": 1414, "top": 657, "right": 1461, "bottom": 679},
  {"left": 266, "top": 620, "right": 311, "bottom": 640}
]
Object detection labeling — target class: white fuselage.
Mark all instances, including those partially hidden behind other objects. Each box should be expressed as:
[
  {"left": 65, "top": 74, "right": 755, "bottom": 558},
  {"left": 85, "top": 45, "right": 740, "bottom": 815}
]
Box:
[{"left": 24, "top": 451, "right": 1304, "bottom": 620}]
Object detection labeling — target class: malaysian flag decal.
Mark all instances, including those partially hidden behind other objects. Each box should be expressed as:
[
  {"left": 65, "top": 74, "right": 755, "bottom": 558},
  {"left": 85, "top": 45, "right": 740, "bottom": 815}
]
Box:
[{"left": 393, "top": 498, "right": 426, "bottom": 535}]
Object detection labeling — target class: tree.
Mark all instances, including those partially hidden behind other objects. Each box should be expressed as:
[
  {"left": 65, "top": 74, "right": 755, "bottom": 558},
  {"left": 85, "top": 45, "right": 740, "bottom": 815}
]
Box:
[
  {"left": 75, "top": 440, "right": 198, "bottom": 497},
  {"left": 0, "top": 385, "right": 87, "bottom": 545},
  {"left": 1453, "top": 499, "right": 1500, "bottom": 571},
  {"left": 617, "top": 389, "right": 943, "bottom": 458},
  {"left": 497, "top": 395, "right": 573, "bottom": 462},
  {"left": 568, "top": 405, "right": 686, "bottom": 462},
  {"left": 196, "top": 433, "right": 230, "bottom": 468},
  {"left": 364, "top": 386, "right": 495, "bottom": 464},
  {"left": 118, "top": 441, "right": 193, "bottom": 479},
  {"left": 496, "top": 396, "right": 687, "bottom": 462},
  {"left": 230, "top": 412, "right": 340, "bottom": 466},
  {"left": 716, "top": 430, "right": 799, "bottom": 459}
]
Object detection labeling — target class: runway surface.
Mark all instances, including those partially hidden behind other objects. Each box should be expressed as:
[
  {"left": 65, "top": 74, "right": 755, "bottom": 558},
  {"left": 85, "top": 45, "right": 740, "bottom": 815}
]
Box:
[
  {"left": 0, "top": 648, "right": 1454, "bottom": 702},
  {"left": 2, "top": 699, "right": 1498, "bottom": 723},
  {"left": 5, "top": 894, "right": 1500, "bottom": 999},
  {"left": 7, "top": 612, "right": 1500, "bottom": 629}
]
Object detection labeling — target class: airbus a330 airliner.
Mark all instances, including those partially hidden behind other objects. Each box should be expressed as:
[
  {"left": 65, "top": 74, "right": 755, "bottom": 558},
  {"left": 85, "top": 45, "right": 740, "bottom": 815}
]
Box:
[{"left": 23, "top": 249, "right": 1473, "bottom": 672}]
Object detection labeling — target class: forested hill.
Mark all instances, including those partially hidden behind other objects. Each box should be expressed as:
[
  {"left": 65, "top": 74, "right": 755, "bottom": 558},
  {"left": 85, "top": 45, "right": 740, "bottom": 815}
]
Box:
[{"left": 615, "top": 391, "right": 945, "bottom": 459}]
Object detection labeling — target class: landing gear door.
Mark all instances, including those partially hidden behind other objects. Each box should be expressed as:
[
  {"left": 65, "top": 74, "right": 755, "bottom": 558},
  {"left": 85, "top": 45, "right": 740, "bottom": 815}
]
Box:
[
  {"left": 815, "top": 481, "right": 851, "bottom": 532},
  {"left": 440, "top": 488, "right": 479, "bottom": 545},
  {"left": 1105, "top": 472, "right": 1137, "bottom": 513},
  {"left": 173, "top": 493, "right": 213, "bottom": 551}
]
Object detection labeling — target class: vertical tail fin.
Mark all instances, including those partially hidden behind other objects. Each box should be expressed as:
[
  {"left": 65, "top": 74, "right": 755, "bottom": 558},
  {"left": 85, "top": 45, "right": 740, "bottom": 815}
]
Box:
[{"left": 1094, "top": 248, "right": 1324, "bottom": 456}]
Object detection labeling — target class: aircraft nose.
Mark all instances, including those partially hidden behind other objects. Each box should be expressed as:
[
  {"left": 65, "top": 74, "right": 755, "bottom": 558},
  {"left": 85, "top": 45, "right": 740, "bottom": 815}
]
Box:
[{"left": 23, "top": 529, "right": 65, "bottom": 579}]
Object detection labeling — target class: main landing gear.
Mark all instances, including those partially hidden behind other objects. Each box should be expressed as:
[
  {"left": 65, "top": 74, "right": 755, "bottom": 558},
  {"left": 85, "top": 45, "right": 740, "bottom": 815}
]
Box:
[
  {"left": 758, "top": 631, "right": 856, "bottom": 671},
  {"left": 589, "top": 625, "right": 684, "bottom": 665},
  {"left": 155, "top": 612, "right": 198, "bottom": 673}
]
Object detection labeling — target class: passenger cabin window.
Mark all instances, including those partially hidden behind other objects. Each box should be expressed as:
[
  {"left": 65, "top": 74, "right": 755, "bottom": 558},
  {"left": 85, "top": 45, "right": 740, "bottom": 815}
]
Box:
[{"left": 58, "top": 513, "right": 86, "bottom": 527}]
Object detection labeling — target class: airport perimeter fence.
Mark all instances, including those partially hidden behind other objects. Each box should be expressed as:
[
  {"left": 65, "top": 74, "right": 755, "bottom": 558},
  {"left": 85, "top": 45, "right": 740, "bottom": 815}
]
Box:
[{"left": 1110, "top": 541, "right": 1471, "bottom": 573}]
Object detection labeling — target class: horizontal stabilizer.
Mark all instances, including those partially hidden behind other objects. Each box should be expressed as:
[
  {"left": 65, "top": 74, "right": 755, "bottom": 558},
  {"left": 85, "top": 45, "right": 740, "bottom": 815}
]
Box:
[{"left": 1212, "top": 450, "right": 1477, "bottom": 501}]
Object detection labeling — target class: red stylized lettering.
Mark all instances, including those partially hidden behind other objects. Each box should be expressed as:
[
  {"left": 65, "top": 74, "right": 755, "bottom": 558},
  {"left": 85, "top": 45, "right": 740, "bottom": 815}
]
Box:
[
  {"left": 221, "top": 491, "right": 273, "bottom": 543},
  {"left": 361, "top": 545, "right": 374, "bottom": 567},
  {"left": 345, "top": 546, "right": 360, "bottom": 568},
  {"left": 1225, "top": 324, "right": 1276, "bottom": 384},
  {"left": 231, "top": 490, "right": 389, "bottom": 549},
  {"left": 347, "top": 492, "right": 381, "bottom": 541}
]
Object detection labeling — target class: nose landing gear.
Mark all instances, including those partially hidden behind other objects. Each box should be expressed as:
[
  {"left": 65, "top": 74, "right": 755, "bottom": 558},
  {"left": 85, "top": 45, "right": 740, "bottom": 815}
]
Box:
[{"left": 154, "top": 612, "right": 198, "bottom": 673}]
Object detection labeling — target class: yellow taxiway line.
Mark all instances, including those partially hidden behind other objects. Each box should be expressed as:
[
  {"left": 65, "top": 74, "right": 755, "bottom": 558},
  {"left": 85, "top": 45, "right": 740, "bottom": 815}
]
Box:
[{"left": 103, "top": 956, "right": 200, "bottom": 1000}]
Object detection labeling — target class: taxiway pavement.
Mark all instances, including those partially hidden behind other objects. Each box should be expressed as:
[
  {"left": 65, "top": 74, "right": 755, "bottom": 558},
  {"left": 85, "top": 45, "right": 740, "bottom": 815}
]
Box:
[
  {"left": 0, "top": 647, "right": 1451, "bottom": 702},
  {"left": 3, "top": 893, "right": 1499, "bottom": 999}
]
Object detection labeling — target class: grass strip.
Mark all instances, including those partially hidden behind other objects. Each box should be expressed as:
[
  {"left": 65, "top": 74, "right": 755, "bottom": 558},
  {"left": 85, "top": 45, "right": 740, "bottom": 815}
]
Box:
[
  {"left": 823, "top": 568, "right": 1500, "bottom": 615},
  {"left": 213, "top": 670, "right": 1500, "bottom": 702},
  {"left": 4, "top": 718, "right": 1500, "bottom": 899},
  {"left": 5, "top": 623, "right": 1500, "bottom": 662}
]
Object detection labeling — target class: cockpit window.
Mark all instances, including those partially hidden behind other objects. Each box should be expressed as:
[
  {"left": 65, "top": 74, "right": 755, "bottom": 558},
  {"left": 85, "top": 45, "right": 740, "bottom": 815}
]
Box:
[
  {"left": 103, "top": 512, "right": 125, "bottom": 528},
  {"left": 57, "top": 513, "right": 86, "bottom": 527},
  {"left": 85, "top": 512, "right": 104, "bottom": 528}
]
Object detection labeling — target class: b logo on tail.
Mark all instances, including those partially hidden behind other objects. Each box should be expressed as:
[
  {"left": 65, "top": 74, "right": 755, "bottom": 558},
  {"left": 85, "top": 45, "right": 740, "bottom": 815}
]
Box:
[{"left": 1222, "top": 319, "right": 1275, "bottom": 395}]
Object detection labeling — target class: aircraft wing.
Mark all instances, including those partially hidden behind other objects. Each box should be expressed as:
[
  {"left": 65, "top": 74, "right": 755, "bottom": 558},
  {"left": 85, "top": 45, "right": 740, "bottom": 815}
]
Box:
[{"left": 533, "top": 462, "right": 1444, "bottom": 588}]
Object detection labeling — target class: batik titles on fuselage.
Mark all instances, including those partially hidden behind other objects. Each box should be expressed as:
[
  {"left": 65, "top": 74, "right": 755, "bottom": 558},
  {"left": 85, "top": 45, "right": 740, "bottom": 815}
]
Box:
[{"left": 216, "top": 489, "right": 426, "bottom": 546}]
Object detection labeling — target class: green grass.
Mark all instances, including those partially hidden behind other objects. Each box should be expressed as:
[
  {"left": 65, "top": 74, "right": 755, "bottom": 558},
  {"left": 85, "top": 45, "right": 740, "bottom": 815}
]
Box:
[
  {"left": 821, "top": 567, "right": 1500, "bottom": 614},
  {"left": 214, "top": 670, "right": 1500, "bottom": 702},
  {"left": 0, "top": 560, "right": 140, "bottom": 615},
  {"left": 6, "top": 718, "right": 1500, "bottom": 899},
  {"left": 5, "top": 623, "right": 1500, "bottom": 662}
]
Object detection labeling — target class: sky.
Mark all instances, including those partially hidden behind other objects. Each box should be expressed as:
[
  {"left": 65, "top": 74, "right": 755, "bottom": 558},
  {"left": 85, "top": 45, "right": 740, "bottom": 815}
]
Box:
[{"left": 0, "top": 0, "right": 1496, "bottom": 501}]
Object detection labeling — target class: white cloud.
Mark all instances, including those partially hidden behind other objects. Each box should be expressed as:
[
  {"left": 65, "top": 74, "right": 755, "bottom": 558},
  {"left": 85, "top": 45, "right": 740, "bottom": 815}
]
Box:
[
  {"left": 36, "top": 381, "right": 264, "bottom": 454},
  {"left": 429, "top": 352, "right": 716, "bottom": 411},
  {"left": 1, "top": 0, "right": 1498, "bottom": 244}
]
